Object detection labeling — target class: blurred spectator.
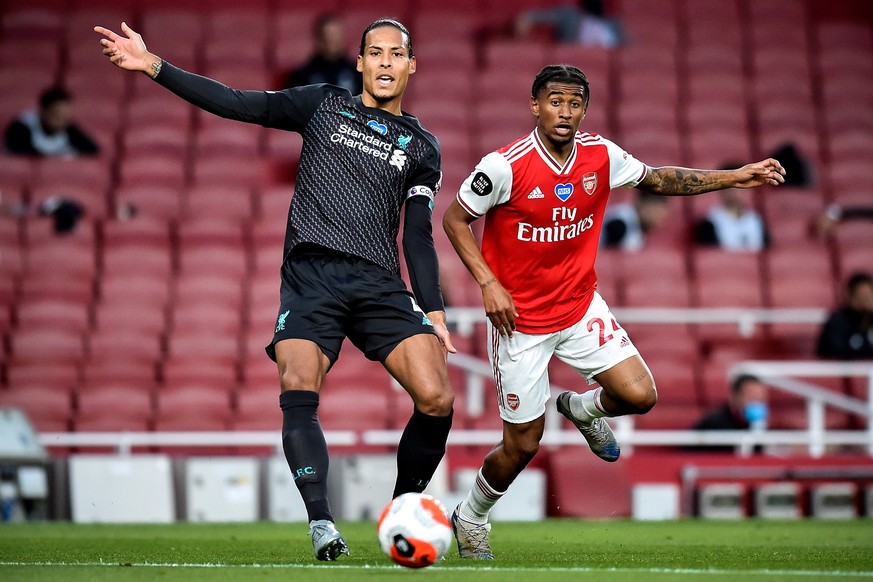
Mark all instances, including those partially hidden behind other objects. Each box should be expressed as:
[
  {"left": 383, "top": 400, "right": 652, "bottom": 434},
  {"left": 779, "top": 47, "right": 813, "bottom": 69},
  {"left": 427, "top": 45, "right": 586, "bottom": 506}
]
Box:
[
  {"left": 601, "top": 191, "right": 669, "bottom": 251},
  {"left": 694, "top": 373, "right": 769, "bottom": 432},
  {"left": 814, "top": 203, "right": 873, "bottom": 238},
  {"left": 1, "top": 196, "right": 85, "bottom": 234},
  {"left": 4, "top": 86, "right": 99, "bottom": 157},
  {"left": 816, "top": 271, "right": 873, "bottom": 360},
  {"left": 515, "top": 0, "right": 626, "bottom": 47},
  {"left": 282, "top": 13, "right": 362, "bottom": 95},
  {"left": 693, "top": 187, "right": 770, "bottom": 251}
]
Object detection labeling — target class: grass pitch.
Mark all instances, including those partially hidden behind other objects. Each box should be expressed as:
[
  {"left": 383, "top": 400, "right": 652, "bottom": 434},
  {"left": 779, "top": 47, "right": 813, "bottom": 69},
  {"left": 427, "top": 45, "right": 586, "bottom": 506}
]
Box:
[{"left": 1, "top": 519, "right": 872, "bottom": 581}]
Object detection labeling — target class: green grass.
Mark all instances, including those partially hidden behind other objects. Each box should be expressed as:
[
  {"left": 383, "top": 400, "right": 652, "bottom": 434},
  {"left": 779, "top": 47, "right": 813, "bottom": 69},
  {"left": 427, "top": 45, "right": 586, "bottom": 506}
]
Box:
[{"left": 1, "top": 520, "right": 872, "bottom": 581}]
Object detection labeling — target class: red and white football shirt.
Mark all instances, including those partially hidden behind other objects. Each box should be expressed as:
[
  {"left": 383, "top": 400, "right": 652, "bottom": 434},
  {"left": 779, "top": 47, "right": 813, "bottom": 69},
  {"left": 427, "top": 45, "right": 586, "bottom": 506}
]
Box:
[{"left": 456, "top": 129, "right": 647, "bottom": 334}]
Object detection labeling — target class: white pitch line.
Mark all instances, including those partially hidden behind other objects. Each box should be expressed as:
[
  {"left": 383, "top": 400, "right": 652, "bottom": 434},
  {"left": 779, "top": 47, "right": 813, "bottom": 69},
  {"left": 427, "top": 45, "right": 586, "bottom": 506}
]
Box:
[{"left": 1, "top": 562, "right": 872, "bottom": 578}]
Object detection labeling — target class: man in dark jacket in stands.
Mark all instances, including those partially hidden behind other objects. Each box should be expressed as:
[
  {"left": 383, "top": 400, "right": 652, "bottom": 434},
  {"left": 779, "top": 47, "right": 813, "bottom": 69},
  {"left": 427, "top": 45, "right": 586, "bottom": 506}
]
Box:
[
  {"left": 816, "top": 271, "right": 873, "bottom": 360},
  {"left": 4, "top": 86, "right": 99, "bottom": 157}
]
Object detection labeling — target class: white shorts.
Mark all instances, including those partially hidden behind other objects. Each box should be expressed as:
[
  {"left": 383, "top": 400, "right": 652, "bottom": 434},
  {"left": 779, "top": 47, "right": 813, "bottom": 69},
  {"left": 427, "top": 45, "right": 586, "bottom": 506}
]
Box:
[{"left": 487, "top": 292, "right": 640, "bottom": 424}]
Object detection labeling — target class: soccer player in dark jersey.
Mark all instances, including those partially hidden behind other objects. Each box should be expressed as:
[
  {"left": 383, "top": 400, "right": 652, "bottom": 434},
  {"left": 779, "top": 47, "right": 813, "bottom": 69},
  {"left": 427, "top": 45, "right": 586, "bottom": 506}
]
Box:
[
  {"left": 96, "top": 19, "right": 455, "bottom": 561},
  {"left": 443, "top": 65, "right": 785, "bottom": 559}
]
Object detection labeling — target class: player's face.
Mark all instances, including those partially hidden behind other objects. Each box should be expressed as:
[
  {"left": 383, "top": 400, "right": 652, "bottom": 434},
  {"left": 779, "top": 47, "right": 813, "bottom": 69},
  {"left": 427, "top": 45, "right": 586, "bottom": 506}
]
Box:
[
  {"left": 357, "top": 26, "right": 416, "bottom": 113},
  {"left": 531, "top": 82, "right": 587, "bottom": 146}
]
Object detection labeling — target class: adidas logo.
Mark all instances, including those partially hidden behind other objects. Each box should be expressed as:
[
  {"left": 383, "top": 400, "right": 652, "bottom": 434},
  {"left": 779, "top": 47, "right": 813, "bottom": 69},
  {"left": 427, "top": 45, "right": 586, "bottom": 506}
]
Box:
[
  {"left": 619, "top": 336, "right": 630, "bottom": 348},
  {"left": 527, "top": 186, "right": 544, "bottom": 199}
]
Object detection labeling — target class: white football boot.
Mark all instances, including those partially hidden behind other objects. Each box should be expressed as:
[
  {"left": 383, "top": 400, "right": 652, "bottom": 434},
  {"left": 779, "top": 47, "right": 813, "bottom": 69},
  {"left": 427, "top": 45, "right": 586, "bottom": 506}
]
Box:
[
  {"left": 308, "top": 519, "right": 350, "bottom": 561},
  {"left": 556, "top": 391, "right": 620, "bottom": 462}
]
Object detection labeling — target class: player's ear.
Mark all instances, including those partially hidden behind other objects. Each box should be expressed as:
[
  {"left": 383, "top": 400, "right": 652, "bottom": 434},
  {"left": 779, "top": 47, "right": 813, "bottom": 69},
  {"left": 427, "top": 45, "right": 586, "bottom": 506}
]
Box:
[
  {"left": 408, "top": 56, "right": 416, "bottom": 75},
  {"left": 530, "top": 96, "right": 539, "bottom": 117},
  {"left": 356, "top": 55, "right": 363, "bottom": 73}
]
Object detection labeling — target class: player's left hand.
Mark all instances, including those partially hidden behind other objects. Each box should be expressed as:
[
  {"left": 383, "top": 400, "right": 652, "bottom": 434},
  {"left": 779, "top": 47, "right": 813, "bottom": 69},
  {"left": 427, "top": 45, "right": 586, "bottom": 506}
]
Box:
[
  {"left": 732, "top": 158, "right": 786, "bottom": 189},
  {"left": 427, "top": 311, "right": 457, "bottom": 355}
]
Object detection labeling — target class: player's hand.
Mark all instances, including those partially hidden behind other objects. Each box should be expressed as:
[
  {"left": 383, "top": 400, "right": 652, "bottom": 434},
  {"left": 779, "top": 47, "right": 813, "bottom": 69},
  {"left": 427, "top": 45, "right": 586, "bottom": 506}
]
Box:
[
  {"left": 483, "top": 282, "right": 518, "bottom": 337},
  {"left": 427, "top": 311, "right": 457, "bottom": 355},
  {"left": 94, "top": 22, "right": 157, "bottom": 74},
  {"left": 732, "top": 158, "right": 786, "bottom": 189}
]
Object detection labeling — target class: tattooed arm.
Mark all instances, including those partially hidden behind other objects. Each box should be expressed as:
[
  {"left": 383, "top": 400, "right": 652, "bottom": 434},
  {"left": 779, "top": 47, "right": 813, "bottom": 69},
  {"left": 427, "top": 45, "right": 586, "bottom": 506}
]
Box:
[{"left": 638, "top": 158, "right": 786, "bottom": 196}]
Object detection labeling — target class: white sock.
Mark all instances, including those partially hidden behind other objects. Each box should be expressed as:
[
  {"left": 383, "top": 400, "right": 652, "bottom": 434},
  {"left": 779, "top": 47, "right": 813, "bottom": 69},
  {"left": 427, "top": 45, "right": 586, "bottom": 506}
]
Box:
[
  {"left": 569, "top": 388, "right": 608, "bottom": 423},
  {"left": 459, "top": 468, "right": 505, "bottom": 524}
]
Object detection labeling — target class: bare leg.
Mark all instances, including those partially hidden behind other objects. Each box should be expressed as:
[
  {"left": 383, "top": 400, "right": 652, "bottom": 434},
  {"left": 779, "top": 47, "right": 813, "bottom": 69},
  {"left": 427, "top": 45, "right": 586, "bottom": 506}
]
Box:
[{"left": 593, "top": 354, "right": 658, "bottom": 416}]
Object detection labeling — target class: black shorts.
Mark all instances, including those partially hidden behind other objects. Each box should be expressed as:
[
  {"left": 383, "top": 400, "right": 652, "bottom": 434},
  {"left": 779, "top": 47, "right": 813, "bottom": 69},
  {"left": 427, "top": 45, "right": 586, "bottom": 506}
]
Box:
[{"left": 265, "top": 246, "right": 436, "bottom": 365}]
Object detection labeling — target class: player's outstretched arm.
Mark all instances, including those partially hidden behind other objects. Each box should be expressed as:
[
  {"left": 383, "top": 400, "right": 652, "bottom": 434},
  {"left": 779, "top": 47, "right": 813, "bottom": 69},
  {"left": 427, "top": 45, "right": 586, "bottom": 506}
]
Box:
[
  {"left": 95, "top": 22, "right": 162, "bottom": 77},
  {"left": 639, "top": 158, "right": 786, "bottom": 196}
]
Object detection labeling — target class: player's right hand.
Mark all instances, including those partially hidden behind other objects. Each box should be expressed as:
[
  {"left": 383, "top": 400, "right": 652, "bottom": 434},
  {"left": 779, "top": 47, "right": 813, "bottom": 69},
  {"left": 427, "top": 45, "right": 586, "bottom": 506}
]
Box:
[
  {"left": 483, "top": 283, "right": 518, "bottom": 337},
  {"left": 94, "top": 22, "right": 155, "bottom": 74}
]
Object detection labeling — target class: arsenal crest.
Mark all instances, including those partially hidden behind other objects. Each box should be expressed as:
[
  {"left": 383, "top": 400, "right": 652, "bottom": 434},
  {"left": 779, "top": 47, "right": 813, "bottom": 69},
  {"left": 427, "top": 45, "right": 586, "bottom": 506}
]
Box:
[
  {"left": 506, "top": 393, "right": 520, "bottom": 411},
  {"left": 582, "top": 172, "right": 598, "bottom": 195}
]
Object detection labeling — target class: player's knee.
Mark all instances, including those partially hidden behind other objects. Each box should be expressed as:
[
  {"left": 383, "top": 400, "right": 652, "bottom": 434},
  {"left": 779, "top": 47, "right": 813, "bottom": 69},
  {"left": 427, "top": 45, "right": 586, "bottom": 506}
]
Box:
[
  {"left": 415, "top": 386, "right": 455, "bottom": 417},
  {"left": 627, "top": 382, "right": 657, "bottom": 414},
  {"left": 279, "top": 366, "right": 317, "bottom": 392}
]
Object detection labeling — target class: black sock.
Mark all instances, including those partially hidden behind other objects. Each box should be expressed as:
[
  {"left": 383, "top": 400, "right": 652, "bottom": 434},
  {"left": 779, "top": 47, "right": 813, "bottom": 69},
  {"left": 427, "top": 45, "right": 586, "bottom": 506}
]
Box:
[
  {"left": 393, "top": 407, "right": 453, "bottom": 498},
  {"left": 280, "top": 390, "right": 332, "bottom": 522}
]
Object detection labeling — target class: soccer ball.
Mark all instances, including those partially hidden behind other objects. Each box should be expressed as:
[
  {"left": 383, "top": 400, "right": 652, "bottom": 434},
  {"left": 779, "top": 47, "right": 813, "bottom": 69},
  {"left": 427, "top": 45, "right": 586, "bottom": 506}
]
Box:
[{"left": 376, "top": 492, "right": 453, "bottom": 568}]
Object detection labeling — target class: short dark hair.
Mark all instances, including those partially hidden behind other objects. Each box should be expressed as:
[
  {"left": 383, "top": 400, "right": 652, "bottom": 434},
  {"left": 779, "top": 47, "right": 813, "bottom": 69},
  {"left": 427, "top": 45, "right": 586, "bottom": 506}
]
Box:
[
  {"left": 847, "top": 271, "right": 873, "bottom": 293},
  {"left": 39, "top": 86, "right": 71, "bottom": 109},
  {"left": 359, "top": 18, "right": 413, "bottom": 58},
  {"left": 531, "top": 64, "right": 590, "bottom": 108},
  {"left": 731, "top": 373, "right": 760, "bottom": 396}
]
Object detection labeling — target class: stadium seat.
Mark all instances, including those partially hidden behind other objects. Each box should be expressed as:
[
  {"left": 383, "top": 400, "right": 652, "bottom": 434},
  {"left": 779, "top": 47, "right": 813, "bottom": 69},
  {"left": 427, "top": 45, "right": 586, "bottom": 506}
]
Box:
[
  {"left": 618, "top": 249, "right": 692, "bottom": 307},
  {"left": 122, "top": 124, "right": 190, "bottom": 160},
  {"left": 271, "top": 8, "right": 320, "bottom": 75},
  {"left": 153, "top": 385, "right": 233, "bottom": 432},
  {"left": 74, "top": 385, "right": 154, "bottom": 433},
  {"left": 80, "top": 354, "right": 159, "bottom": 391},
  {"left": 194, "top": 121, "right": 265, "bottom": 160},
  {"left": 229, "top": 386, "right": 280, "bottom": 431},
  {"left": 9, "top": 328, "right": 86, "bottom": 364},
  {"left": 4, "top": 358, "right": 80, "bottom": 394},
  {"left": 139, "top": 8, "right": 203, "bottom": 71},
  {"left": 117, "top": 154, "right": 188, "bottom": 192},
  {"left": 113, "top": 184, "right": 185, "bottom": 221},
  {"left": 176, "top": 216, "right": 246, "bottom": 248},
  {"left": 174, "top": 264, "right": 246, "bottom": 299},
  {"left": 32, "top": 157, "right": 112, "bottom": 193},
  {"left": 159, "top": 342, "right": 241, "bottom": 385},
  {"left": 765, "top": 247, "right": 836, "bottom": 308},
  {"left": 0, "top": 386, "right": 73, "bottom": 432},
  {"left": 317, "top": 384, "right": 395, "bottom": 432},
  {"left": 691, "top": 250, "right": 765, "bottom": 308},
  {"left": 14, "top": 298, "right": 91, "bottom": 334},
  {"left": 184, "top": 184, "right": 256, "bottom": 221}
]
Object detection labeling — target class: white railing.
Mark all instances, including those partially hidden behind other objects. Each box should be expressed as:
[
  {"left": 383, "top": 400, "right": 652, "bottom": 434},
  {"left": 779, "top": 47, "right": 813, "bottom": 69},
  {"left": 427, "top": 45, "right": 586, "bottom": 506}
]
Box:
[
  {"left": 446, "top": 306, "right": 827, "bottom": 338},
  {"left": 33, "top": 309, "right": 873, "bottom": 458},
  {"left": 730, "top": 360, "right": 873, "bottom": 456}
]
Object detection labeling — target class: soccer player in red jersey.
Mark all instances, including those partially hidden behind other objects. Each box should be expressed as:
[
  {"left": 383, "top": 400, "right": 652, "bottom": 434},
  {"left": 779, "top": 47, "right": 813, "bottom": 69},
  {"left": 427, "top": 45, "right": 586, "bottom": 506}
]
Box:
[{"left": 443, "top": 64, "right": 785, "bottom": 559}]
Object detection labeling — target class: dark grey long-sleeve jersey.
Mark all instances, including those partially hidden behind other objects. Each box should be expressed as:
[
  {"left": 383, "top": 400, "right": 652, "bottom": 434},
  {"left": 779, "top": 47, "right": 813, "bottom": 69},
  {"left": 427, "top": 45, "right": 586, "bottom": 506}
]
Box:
[{"left": 155, "top": 62, "right": 445, "bottom": 312}]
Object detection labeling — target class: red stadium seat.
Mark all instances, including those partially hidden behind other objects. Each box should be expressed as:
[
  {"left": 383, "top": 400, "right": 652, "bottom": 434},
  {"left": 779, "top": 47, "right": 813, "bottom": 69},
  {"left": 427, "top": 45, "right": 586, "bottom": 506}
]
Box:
[
  {"left": 153, "top": 385, "right": 232, "bottom": 432},
  {"left": 74, "top": 385, "right": 154, "bottom": 432},
  {"left": 4, "top": 359, "right": 80, "bottom": 393},
  {"left": 0, "top": 386, "right": 72, "bottom": 432},
  {"left": 80, "top": 354, "right": 159, "bottom": 391},
  {"left": 14, "top": 298, "right": 91, "bottom": 334},
  {"left": 184, "top": 184, "right": 256, "bottom": 221},
  {"left": 229, "top": 386, "right": 280, "bottom": 431},
  {"left": 9, "top": 328, "right": 86, "bottom": 364},
  {"left": 114, "top": 184, "right": 185, "bottom": 221}
]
